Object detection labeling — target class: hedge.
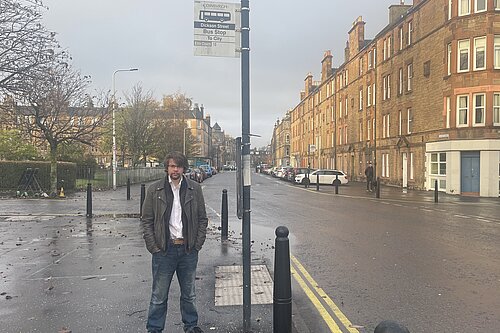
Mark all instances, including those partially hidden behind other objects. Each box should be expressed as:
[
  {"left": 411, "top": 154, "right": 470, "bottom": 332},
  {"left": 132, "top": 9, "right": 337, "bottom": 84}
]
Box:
[{"left": 0, "top": 160, "right": 76, "bottom": 193}]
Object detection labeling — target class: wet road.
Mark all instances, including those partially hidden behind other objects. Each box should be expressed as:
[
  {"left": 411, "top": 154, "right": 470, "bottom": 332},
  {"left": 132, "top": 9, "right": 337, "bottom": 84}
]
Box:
[
  {"left": 1, "top": 172, "right": 499, "bottom": 333},
  {"left": 244, "top": 172, "right": 500, "bottom": 333}
]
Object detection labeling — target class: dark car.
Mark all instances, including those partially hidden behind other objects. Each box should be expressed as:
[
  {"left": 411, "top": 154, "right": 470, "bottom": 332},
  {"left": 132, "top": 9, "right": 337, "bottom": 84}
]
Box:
[{"left": 288, "top": 167, "right": 313, "bottom": 182}]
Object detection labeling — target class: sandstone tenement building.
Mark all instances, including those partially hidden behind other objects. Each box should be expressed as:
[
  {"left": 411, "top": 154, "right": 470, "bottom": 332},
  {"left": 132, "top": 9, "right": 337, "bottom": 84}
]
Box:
[{"left": 272, "top": 0, "right": 500, "bottom": 197}]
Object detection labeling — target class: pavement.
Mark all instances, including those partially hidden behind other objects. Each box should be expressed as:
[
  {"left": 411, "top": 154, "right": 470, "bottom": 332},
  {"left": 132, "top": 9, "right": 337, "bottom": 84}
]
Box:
[{"left": 0, "top": 176, "right": 498, "bottom": 333}]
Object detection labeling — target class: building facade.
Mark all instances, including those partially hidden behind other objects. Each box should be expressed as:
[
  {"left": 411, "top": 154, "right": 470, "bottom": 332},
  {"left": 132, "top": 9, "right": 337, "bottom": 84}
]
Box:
[{"left": 275, "top": 0, "right": 500, "bottom": 197}]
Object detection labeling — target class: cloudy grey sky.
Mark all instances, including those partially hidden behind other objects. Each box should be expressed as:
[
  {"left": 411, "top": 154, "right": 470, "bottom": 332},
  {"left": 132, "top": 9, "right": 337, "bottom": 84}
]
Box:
[{"left": 42, "top": 0, "right": 402, "bottom": 148}]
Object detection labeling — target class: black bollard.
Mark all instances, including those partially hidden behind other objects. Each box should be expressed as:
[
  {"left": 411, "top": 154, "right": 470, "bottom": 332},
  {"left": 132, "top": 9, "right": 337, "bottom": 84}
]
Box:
[
  {"left": 374, "top": 320, "right": 410, "bottom": 333},
  {"left": 140, "top": 183, "right": 146, "bottom": 217},
  {"left": 434, "top": 179, "right": 438, "bottom": 203},
  {"left": 316, "top": 173, "right": 320, "bottom": 191},
  {"left": 273, "top": 226, "right": 291, "bottom": 333},
  {"left": 376, "top": 176, "right": 381, "bottom": 198},
  {"left": 86, "top": 183, "right": 92, "bottom": 218},
  {"left": 335, "top": 175, "right": 339, "bottom": 194},
  {"left": 221, "top": 189, "right": 228, "bottom": 240},
  {"left": 126, "top": 178, "right": 131, "bottom": 200}
]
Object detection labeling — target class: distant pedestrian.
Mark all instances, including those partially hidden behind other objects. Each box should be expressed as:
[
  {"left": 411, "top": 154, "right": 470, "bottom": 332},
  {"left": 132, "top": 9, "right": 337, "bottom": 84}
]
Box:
[
  {"left": 365, "top": 161, "right": 374, "bottom": 192},
  {"left": 141, "top": 151, "right": 208, "bottom": 333}
]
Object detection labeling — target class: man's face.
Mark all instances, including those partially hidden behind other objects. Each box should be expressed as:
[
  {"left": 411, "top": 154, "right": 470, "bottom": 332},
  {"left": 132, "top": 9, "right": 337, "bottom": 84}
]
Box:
[{"left": 166, "top": 159, "right": 184, "bottom": 181}]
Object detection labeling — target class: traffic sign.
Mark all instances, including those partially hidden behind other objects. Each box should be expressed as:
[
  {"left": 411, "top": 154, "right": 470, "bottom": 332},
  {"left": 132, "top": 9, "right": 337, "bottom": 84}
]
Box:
[{"left": 194, "top": 1, "right": 240, "bottom": 58}]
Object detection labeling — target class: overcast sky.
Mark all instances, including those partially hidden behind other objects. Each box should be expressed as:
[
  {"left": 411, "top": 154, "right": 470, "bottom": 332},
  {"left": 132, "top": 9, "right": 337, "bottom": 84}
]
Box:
[{"left": 42, "top": 0, "right": 402, "bottom": 148}]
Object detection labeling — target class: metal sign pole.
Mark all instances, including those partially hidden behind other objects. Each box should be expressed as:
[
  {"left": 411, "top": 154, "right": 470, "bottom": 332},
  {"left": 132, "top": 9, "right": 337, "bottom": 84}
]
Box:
[{"left": 241, "top": 0, "right": 251, "bottom": 331}]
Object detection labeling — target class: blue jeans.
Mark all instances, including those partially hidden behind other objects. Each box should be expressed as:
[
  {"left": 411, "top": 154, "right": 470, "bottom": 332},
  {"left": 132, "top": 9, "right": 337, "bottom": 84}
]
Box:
[{"left": 146, "top": 245, "right": 199, "bottom": 333}]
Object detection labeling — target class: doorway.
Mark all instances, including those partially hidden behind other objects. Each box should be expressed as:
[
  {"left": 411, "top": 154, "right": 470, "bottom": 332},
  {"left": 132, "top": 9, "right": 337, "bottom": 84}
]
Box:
[
  {"left": 402, "top": 153, "right": 408, "bottom": 188},
  {"left": 461, "top": 151, "right": 480, "bottom": 195}
]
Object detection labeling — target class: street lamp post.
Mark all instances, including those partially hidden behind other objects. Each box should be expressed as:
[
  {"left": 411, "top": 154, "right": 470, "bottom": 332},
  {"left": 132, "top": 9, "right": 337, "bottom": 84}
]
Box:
[{"left": 112, "top": 68, "right": 138, "bottom": 190}]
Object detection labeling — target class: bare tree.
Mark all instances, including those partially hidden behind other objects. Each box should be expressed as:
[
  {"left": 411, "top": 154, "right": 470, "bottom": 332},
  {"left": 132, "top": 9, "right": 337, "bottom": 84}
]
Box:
[
  {"left": 0, "top": 0, "right": 60, "bottom": 95},
  {"left": 8, "top": 60, "right": 110, "bottom": 195},
  {"left": 120, "top": 84, "right": 161, "bottom": 166}
]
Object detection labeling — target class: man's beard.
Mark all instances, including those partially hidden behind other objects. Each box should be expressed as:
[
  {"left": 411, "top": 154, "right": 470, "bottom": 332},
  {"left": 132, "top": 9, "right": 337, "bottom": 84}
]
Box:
[{"left": 170, "top": 172, "right": 181, "bottom": 180}]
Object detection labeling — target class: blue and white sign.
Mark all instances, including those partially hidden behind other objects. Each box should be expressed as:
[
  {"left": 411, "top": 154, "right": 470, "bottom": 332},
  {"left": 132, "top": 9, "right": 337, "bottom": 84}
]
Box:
[{"left": 194, "top": 1, "right": 240, "bottom": 58}]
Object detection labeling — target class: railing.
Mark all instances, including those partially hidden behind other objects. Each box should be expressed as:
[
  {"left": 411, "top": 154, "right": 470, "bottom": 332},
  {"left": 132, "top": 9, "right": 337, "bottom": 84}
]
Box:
[{"left": 76, "top": 166, "right": 164, "bottom": 190}]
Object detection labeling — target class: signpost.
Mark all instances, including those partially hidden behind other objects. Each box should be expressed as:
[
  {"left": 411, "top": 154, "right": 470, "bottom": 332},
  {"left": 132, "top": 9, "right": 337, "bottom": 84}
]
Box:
[
  {"left": 194, "top": 1, "right": 250, "bottom": 330},
  {"left": 194, "top": 1, "right": 240, "bottom": 57}
]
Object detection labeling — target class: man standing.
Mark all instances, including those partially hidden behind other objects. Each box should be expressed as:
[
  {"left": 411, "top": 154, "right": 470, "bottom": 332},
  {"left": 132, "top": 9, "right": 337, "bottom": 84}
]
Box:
[
  {"left": 141, "top": 151, "right": 208, "bottom": 333},
  {"left": 365, "top": 161, "right": 374, "bottom": 192}
]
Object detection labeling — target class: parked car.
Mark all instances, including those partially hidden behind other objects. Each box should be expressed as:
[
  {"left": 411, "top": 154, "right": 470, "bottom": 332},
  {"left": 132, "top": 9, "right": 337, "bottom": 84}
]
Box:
[
  {"left": 185, "top": 168, "right": 203, "bottom": 183},
  {"left": 287, "top": 167, "right": 313, "bottom": 182},
  {"left": 294, "top": 169, "right": 348, "bottom": 185},
  {"left": 199, "top": 164, "right": 213, "bottom": 177}
]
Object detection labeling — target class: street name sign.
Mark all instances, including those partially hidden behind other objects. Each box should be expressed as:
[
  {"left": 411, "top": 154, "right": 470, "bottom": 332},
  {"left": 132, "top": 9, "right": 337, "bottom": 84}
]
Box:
[{"left": 194, "top": 1, "right": 240, "bottom": 58}]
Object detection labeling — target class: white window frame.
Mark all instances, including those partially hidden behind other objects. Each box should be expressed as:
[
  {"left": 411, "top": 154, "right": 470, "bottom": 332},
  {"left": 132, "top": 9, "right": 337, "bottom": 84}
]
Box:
[
  {"left": 372, "top": 83, "right": 376, "bottom": 105},
  {"left": 446, "top": 96, "right": 451, "bottom": 128},
  {"left": 359, "top": 122, "right": 363, "bottom": 142},
  {"left": 367, "top": 119, "right": 371, "bottom": 141},
  {"left": 387, "top": 74, "right": 391, "bottom": 99},
  {"left": 458, "top": 39, "right": 470, "bottom": 72},
  {"left": 447, "top": 43, "right": 452, "bottom": 75},
  {"left": 339, "top": 99, "right": 343, "bottom": 118},
  {"left": 473, "top": 93, "right": 485, "bottom": 126},
  {"left": 430, "top": 153, "right": 447, "bottom": 176},
  {"left": 382, "top": 115, "right": 386, "bottom": 138},
  {"left": 368, "top": 50, "right": 373, "bottom": 69},
  {"left": 344, "top": 126, "right": 348, "bottom": 144},
  {"left": 459, "top": 0, "right": 470, "bottom": 16},
  {"left": 359, "top": 57, "right": 364, "bottom": 76},
  {"left": 345, "top": 96, "right": 348, "bottom": 116},
  {"left": 496, "top": 0, "right": 500, "bottom": 10},
  {"left": 399, "top": 26, "right": 404, "bottom": 50},
  {"left": 457, "top": 94, "right": 469, "bottom": 127},
  {"left": 495, "top": 36, "right": 500, "bottom": 69},
  {"left": 386, "top": 114, "right": 390, "bottom": 138},
  {"left": 473, "top": 37, "right": 486, "bottom": 71},
  {"left": 475, "top": 0, "right": 486, "bottom": 13},
  {"left": 448, "top": 0, "right": 453, "bottom": 20},
  {"left": 388, "top": 35, "right": 392, "bottom": 58},
  {"left": 407, "top": 21, "right": 413, "bottom": 46},
  {"left": 359, "top": 88, "right": 363, "bottom": 110},
  {"left": 407, "top": 63, "right": 413, "bottom": 91},
  {"left": 383, "top": 76, "right": 387, "bottom": 100},
  {"left": 367, "top": 85, "right": 372, "bottom": 107},
  {"left": 398, "top": 110, "right": 402, "bottom": 135},
  {"left": 383, "top": 38, "right": 387, "bottom": 61},
  {"left": 399, "top": 68, "right": 403, "bottom": 95},
  {"left": 494, "top": 93, "right": 500, "bottom": 125},
  {"left": 407, "top": 108, "right": 412, "bottom": 134}
]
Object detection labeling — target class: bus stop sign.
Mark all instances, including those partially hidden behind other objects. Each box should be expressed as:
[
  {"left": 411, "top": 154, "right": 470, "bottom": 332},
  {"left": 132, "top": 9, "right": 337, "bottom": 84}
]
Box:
[{"left": 194, "top": 1, "right": 240, "bottom": 58}]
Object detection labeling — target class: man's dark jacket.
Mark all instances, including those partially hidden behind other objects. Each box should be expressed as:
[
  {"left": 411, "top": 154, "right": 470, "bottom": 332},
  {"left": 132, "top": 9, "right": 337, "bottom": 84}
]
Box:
[{"left": 141, "top": 175, "right": 208, "bottom": 254}]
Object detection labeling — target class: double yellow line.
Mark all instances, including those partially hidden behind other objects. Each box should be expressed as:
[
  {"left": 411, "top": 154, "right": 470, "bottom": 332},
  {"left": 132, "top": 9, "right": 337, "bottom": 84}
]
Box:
[{"left": 290, "top": 254, "right": 360, "bottom": 333}]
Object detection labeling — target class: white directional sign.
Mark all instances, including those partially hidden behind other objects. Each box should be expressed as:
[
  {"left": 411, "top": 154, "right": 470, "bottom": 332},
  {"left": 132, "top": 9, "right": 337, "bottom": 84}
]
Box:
[{"left": 194, "top": 1, "right": 240, "bottom": 58}]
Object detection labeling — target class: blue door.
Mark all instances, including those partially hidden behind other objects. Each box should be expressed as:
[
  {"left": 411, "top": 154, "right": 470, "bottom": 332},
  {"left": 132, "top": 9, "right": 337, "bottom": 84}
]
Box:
[{"left": 461, "top": 152, "right": 480, "bottom": 194}]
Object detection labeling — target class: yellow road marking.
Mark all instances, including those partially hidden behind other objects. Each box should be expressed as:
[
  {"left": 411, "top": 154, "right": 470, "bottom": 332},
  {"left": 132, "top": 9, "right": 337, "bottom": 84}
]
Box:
[
  {"left": 291, "top": 254, "right": 360, "bottom": 333},
  {"left": 290, "top": 264, "right": 343, "bottom": 332}
]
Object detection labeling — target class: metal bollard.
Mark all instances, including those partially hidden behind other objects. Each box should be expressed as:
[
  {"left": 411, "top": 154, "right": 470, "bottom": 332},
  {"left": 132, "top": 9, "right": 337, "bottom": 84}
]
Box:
[
  {"left": 221, "top": 189, "right": 228, "bottom": 240},
  {"left": 127, "top": 178, "right": 131, "bottom": 200},
  {"left": 434, "top": 179, "right": 438, "bottom": 203},
  {"left": 316, "top": 173, "right": 320, "bottom": 191},
  {"left": 273, "top": 226, "right": 291, "bottom": 333},
  {"left": 374, "top": 320, "right": 410, "bottom": 333},
  {"left": 335, "top": 175, "right": 339, "bottom": 194},
  {"left": 376, "top": 177, "right": 381, "bottom": 198},
  {"left": 86, "top": 183, "right": 92, "bottom": 218},
  {"left": 140, "top": 183, "right": 146, "bottom": 217}
]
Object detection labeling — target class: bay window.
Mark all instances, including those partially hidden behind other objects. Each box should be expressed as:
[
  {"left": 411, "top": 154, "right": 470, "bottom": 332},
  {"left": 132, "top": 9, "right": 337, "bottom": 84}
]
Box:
[
  {"left": 457, "top": 95, "right": 469, "bottom": 126},
  {"left": 473, "top": 93, "right": 485, "bottom": 126}
]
